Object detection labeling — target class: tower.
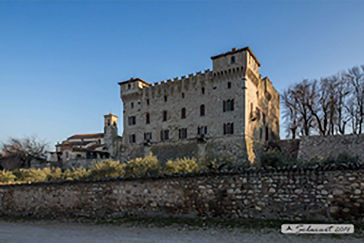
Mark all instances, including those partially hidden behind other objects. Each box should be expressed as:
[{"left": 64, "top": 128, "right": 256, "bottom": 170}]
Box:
[{"left": 103, "top": 113, "right": 119, "bottom": 159}]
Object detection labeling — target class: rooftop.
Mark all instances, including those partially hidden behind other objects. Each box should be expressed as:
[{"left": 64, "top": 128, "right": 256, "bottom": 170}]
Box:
[
  {"left": 118, "top": 78, "right": 150, "bottom": 86},
  {"left": 67, "top": 133, "right": 104, "bottom": 140},
  {"left": 210, "top": 46, "right": 261, "bottom": 67}
]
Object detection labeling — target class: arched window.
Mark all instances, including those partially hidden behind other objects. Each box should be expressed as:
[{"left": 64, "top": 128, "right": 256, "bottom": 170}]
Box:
[
  {"left": 146, "top": 113, "right": 150, "bottom": 124},
  {"left": 201, "top": 87, "right": 205, "bottom": 94},
  {"left": 163, "top": 111, "right": 167, "bottom": 121},
  {"left": 200, "top": 104, "right": 205, "bottom": 116},
  {"left": 181, "top": 108, "right": 186, "bottom": 119},
  {"left": 113, "top": 121, "right": 116, "bottom": 126}
]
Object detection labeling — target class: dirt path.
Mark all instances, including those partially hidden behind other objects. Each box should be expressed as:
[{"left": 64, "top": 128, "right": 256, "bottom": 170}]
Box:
[{"left": 0, "top": 220, "right": 362, "bottom": 243}]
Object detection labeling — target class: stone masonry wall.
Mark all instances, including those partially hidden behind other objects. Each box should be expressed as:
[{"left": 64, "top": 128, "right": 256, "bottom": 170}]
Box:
[
  {"left": 0, "top": 169, "right": 363, "bottom": 222},
  {"left": 298, "top": 134, "right": 364, "bottom": 162}
]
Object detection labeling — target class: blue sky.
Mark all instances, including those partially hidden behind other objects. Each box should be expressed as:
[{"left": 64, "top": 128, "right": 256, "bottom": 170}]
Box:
[{"left": 1, "top": 0, "right": 364, "bottom": 150}]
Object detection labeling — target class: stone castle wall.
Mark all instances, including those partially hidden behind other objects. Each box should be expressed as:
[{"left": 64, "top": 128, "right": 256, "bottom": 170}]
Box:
[
  {"left": 275, "top": 134, "right": 364, "bottom": 162},
  {"left": 297, "top": 134, "right": 364, "bottom": 161},
  {"left": 0, "top": 169, "right": 363, "bottom": 222}
]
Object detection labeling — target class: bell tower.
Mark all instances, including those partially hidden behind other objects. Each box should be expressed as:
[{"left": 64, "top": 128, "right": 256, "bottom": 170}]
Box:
[{"left": 103, "top": 113, "right": 119, "bottom": 159}]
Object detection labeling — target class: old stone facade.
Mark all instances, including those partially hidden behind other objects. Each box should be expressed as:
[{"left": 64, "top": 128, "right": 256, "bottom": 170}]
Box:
[
  {"left": 119, "top": 47, "right": 280, "bottom": 163},
  {"left": 0, "top": 168, "right": 363, "bottom": 222},
  {"left": 276, "top": 134, "right": 364, "bottom": 162}
]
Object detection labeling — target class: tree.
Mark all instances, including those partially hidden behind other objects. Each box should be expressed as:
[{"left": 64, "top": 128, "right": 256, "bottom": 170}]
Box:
[{"left": 0, "top": 136, "right": 49, "bottom": 170}]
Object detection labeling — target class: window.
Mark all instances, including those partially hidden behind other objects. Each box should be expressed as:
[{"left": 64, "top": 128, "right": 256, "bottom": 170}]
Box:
[
  {"left": 260, "top": 128, "right": 263, "bottom": 141},
  {"left": 128, "top": 116, "right": 136, "bottom": 125},
  {"left": 179, "top": 128, "right": 187, "bottom": 139},
  {"left": 146, "top": 99, "right": 150, "bottom": 105},
  {"left": 163, "top": 111, "right": 167, "bottom": 121},
  {"left": 160, "top": 130, "right": 169, "bottom": 141},
  {"left": 181, "top": 108, "right": 186, "bottom": 119},
  {"left": 250, "top": 103, "right": 253, "bottom": 118},
  {"left": 107, "top": 119, "right": 110, "bottom": 126},
  {"left": 200, "top": 104, "right": 205, "bottom": 116},
  {"left": 228, "top": 82, "right": 231, "bottom": 89},
  {"left": 182, "top": 93, "right": 185, "bottom": 98},
  {"left": 201, "top": 87, "right": 205, "bottom": 94},
  {"left": 223, "top": 99, "right": 234, "bottom": 112},
  {"left": 113, "top": 121, "right": 116, "bottom": 126},
  {"left": 144, "top": 132, "right": 152, "bottom": 141},
  {"left": 198, "top": 126, "right": 207, "bottom": 136},
  {"left": 129, "top": 134, "right": 136, "bottom": 143},
  {"left": 164, "top": 95, "right": 167, "bottom": 102},
  {"left": 128, "top": 84, "right": 131, "bottom": 90},
  {"left": 263, "top": 112, "right": 266, "bottom": 124},
  {"left": 131, "top": 102, "right": 134, "bottom": 108},
  {"left": 265, "top": 126, "right": 269, "bottom": 142},
  {"left": 231, "top": 56, "right": 235, "bottom": 64},
  {"left": 223, "top": 123, "right": 234, "bottom": 135},
  {"left": 146, "top": 113, "right": 150, "bottom": 124}
]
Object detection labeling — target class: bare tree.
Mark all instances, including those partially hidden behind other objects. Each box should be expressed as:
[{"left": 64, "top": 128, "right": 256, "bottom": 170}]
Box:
[
  {"left": 281, "top": 90, "right": 300, "bottom": 139},
  {"left": 0, "top": 136, "right": 49, "bottom": 170},
  {"left": 344, "top": 65, "right": 364, "bottom": 134}
]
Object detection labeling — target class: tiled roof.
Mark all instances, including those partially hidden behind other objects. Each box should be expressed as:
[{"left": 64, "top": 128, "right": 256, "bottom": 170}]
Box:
[
  {"left": 67, "top": 133, "right": 104, "bottom": 140},
  {"left": 68, "top": 141, "right": 94, "bottom": 146}
]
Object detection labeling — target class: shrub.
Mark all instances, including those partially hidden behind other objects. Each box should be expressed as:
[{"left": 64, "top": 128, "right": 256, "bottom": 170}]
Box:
[
  {"left": 0, "top": 170, "right": 16, "bottom": 183},
  {"left": 164, "top": 157, "right": 199, "bottom": 174},
  {"left": 125, "top": 152, "right": 161, "bottom": 177},
  {"left": 315, "top": 151, "right": 361, "bottom": 167},
  {"left": 257, "top": 147, "right": 296, "bottom": 168},
  {"left": 13, "top": 168, "right": 48, "bottom": 183},
  {"left": 88, "top": 160, "right": 126, "bottom": 179}
]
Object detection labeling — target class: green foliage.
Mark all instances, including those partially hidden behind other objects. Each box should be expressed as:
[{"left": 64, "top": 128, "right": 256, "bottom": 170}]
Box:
[
  {"left": 13, "top": 168, "right": 48, "bottom": 183},
  {"left": 311, "top": 151, "right": 361, "bottom": 167},
  {"left": 0, "top": 170, "right": 16, "bottom": 183},
  {"left": 125, "top": 152, "right": 161, "bottom": 177},
  {"left": 164, "top": 157, "right": 199, "bottom": 174},
  {"left": 88, "top": 160, "right": 126, "bottom": 179},
  {"left": 257, "top": 147, "right": 297, "bottom": 168}
]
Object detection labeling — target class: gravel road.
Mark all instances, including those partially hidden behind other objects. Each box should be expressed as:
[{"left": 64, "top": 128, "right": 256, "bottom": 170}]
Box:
[{"left": 0, "top": 220, "right": 362, "bottom": 243}]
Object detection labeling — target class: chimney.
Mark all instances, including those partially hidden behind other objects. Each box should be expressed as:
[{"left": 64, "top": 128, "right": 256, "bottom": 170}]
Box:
[{"left": 232, "top": 47, "right": 237, "bottom": 52}]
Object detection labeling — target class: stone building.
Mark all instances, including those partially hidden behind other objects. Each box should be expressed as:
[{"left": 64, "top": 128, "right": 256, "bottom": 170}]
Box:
[
  {"left": 118, "top": 47, "right": 280, "bottom": 163},
  {"left": 50, "top": 113, "right": 122, "bottom": 164}
]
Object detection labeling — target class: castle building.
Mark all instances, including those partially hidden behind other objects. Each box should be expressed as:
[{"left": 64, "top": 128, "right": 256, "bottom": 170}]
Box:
[
  {"left": 118, "top": 47, "right": 280, "bottom": 163},
  {"left": 50, "top": 113, "right": 122, "bottom": 163}
]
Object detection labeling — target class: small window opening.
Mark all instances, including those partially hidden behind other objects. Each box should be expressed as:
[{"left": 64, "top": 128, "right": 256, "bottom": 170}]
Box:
[
  {"left": 201, "top": 87, "right": 205, "bottom": 94},
  {"left": 181, "top": 108, "right": 186, "bottom": 119},
  {"left": 228, "top": 82, "right": 231, "bottom": 89},
  {"left": 182, "top": 93, "right": 185, "bottom": 98},
  {"left": 231, "top": 56, "right": 235, "bottom": 64},
  {"left": 131, "top": 102, "right": 134, "bottom": 108},
  {"left": 146, "top": 99, "right": 150, "bottom": 105},
  {"left": 164, "top": 95, "right": 167, "bottom": 102},
  {"left": 163, "top": 111, "right": 167, "bottom": 121},
  {"left": 146, "top": 113, "right": 150, "bottom": 124},
  {"left": 128, "top": 84, "right": 131, "bottom": 90},
  {"left": 200, "top": 104, "right": 205, "bottom": 116}
]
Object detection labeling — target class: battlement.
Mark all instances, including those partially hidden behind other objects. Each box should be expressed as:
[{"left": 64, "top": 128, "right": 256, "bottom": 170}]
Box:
[{"left": 147, "top": 68, "right": 212, "bottom": 89}]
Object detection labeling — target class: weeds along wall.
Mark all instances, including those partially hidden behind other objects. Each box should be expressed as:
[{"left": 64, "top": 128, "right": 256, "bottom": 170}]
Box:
[{"left": 0, "top": 168, "right": 363, "bottom": 222}]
